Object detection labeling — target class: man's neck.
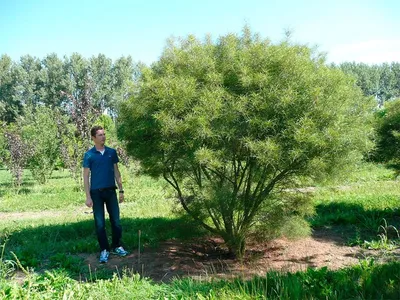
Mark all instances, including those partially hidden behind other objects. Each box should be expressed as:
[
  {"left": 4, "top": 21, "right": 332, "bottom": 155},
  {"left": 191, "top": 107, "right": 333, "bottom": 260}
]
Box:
[{"left": 94, "top": 144, "right": 105, "bottom": 151}]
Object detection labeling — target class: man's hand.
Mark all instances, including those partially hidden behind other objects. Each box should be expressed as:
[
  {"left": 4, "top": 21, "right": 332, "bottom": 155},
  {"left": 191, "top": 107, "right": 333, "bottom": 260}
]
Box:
[
  {"left": 85, "top": 198, "right": 93, "bottom": 208},
  {"left": 119, "top": 192, "right": 125, "bottom": 203}
]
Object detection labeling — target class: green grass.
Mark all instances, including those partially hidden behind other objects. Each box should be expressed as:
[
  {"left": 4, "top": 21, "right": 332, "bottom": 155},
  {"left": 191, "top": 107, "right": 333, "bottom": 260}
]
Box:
[
  {"left": 1, "top": 163, "right": 400, "bottom": 299},
  {"left": 0, "top": 167, "right": 206, "bottom": 277},
  {"left": 0, "top": 167, "right": 177, "bottom": 214},
  {"left": 0, "top": 169, "right": 82, "bottom": 211},
  {"left": 310, "top": 164, "right": 400, "bottom": 246},
  {"left": 1, "top": 260, "right": 399, "bottom": 299}
]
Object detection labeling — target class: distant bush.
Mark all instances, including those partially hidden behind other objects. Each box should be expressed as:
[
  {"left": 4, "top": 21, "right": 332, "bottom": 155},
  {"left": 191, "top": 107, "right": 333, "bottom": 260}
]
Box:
[
  {"left": 0, "top": 124, "right": 28, "bottom": 187},
  {"left": 373, "top": 98, "right": 400, "bottom": 174},
  {"left": 19, "top": 105, "right": 61, "bottom": 184}
]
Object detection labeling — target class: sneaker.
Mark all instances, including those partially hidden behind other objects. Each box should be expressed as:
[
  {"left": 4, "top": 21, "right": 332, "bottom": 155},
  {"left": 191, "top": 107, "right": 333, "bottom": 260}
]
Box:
[
  {"left": 112, "top": 246, "right": 128, "bottom": 256},
  {"left": 99, "top": 250, "right": 109, "bottom": 263}
]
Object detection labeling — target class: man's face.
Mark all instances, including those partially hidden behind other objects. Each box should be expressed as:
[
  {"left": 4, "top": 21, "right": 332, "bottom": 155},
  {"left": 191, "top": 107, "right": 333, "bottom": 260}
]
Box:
[{"left": 92, "top": 129, "right": 106, "bottom": 146}]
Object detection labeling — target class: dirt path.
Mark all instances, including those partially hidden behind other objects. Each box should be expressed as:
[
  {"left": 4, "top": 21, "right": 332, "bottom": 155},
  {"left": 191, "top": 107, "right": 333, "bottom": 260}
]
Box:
[{"left": 0, "top": 207, "right": 93, "bottom": 220}]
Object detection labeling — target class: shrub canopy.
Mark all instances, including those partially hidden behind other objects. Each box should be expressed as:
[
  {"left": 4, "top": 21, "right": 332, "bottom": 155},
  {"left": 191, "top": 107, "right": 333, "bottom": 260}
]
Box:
[{"left": 118, "top": 29, "right": 375, "bottom": 257}]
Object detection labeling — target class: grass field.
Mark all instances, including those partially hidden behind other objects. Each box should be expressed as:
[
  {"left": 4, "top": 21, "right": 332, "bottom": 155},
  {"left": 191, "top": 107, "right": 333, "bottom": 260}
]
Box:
[{"left": 1, "top": 163, "right": 400, "bottom": 299}]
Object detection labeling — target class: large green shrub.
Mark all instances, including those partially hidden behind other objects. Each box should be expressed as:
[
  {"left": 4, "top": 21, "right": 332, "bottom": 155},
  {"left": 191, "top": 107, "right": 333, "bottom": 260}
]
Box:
[{"left": 118, "top": 28, "right": 375, "bottom": 258}]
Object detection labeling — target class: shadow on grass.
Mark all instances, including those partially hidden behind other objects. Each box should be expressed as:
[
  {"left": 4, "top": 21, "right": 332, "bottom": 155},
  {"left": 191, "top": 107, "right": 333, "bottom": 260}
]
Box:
[
  {"left": 48, "top": 171, "right": 74, "bottom": 180},
  {"left": 2, "top": 215, "right": 207, "bottom": 280},
  {"left": 0, "top": 181, "right": 36, "bottom": 197},
  {"left": 0, "top": 169, "right": 71, "bottom": 196},
  {"left": 309, "top": 202, "right": 400, "bottom": 245}
]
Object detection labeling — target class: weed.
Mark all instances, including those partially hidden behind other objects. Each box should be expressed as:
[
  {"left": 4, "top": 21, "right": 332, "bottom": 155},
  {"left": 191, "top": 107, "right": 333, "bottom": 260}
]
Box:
[
  {"left": 363, "top": 219, "right": 400, "bottom": 250},
  {"left": 0, "top": 240, "right": 16, "bottom": 279}
]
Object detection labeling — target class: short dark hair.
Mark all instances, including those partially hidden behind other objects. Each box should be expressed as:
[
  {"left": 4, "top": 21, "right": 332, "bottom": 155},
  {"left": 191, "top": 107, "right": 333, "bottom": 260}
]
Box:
[{"left": 90, "top": 126, "right": 104, "bottom": 137}]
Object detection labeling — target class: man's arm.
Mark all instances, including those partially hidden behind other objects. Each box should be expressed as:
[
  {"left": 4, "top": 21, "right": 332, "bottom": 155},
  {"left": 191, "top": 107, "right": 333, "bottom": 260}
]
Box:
[
  {"left": 114, "top": 163, "right": 124, "bottom": 203},
  {"left": 83, "top": 167, "right": 93, "bottom": 207}
]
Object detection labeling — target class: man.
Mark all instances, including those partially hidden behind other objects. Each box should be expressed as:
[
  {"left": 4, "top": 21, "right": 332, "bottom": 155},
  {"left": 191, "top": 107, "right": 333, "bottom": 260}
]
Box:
[{"left": 83, "top": 125, "right": 128, "bottom": 263}]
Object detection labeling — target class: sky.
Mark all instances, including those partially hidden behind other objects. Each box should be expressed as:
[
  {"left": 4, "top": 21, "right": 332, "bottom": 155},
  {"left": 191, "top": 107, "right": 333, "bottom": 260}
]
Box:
[{"left": 1, "top": 0, "right": 399, "bottom": 65}]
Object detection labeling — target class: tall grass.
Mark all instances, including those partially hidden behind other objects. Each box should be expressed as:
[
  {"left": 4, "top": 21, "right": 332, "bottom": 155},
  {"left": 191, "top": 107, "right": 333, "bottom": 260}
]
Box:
[{"left": 1, "top": 260, "right": 399, "bottom": 299}]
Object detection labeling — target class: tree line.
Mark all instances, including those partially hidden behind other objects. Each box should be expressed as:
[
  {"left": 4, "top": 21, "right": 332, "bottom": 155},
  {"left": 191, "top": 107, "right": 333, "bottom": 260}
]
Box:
[
  {"left": 336, "top": 62, "right": 400, "bottom": 106},
  {"left": 1, "top": 53, "right": 399, "bottom": 126},
  {"left": 1, "top": 53, "right": 399, "bottom": 124},
  {"left": 0, "top": 53, "right": 135, "bottom": 123}
]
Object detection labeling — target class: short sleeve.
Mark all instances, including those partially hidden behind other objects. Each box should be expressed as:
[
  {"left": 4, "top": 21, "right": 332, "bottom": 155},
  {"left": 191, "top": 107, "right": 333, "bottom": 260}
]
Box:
[
  {"left": 112, "top": 149, "right": 120, "bottom": 164},
  {"left": 82, "top": 152, "right": 91, "bottom": 168}
]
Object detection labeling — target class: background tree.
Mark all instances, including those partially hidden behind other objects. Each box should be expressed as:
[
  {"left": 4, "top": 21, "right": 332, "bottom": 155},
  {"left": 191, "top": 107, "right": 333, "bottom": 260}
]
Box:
[
  {"left": 392, "top": 63, "right": 400, "bottom": 96},
  {"left": 0, "top": 55, "right": 23, "bottom": 123},
  {"left": 338, "top": 62, "right": 381, "bottom": 102},
  {"left": 62, "top": 53, "right": 134, "bottom": 117},
  {"left": 60, "top": 86, "right": 100, "bottom": 185},
  {"left": 0, "top": 124, "right": 6, "bottom": 168},
  {"left": 41, "top": 53, "right": 69, "bottom": 108},
  {"left": 109, "top": 56, "right": 135, "bottom": 114},
  {"left": 379, "top": 63, "right": 397, "bottom": 102},
  {"left": 1, "top": 124, "right": 28, "bottom": 188},
  {"left": 338, "top": 62, "right": 400, "bottom": 106},
  {"left": 55, "top": 110, "right": 83, "bottom": 184},
  {"left": 1, "top": 53, "right": 134, "bottom": 123},
  {"left": 18, "top": 105, "right": 61, "bottom": 184},
  {"left": 17, "top": 55, "right": 44, "bottom": 108},
  {"left": 118, "top": 29, "right": 375, "bottom": 258},
  {"left": 373, "top": 98, "right": 400, "bottom": 173}
]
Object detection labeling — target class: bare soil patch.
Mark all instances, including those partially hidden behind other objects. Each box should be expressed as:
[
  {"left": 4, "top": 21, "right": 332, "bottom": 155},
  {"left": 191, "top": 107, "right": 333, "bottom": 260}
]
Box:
[{"left": 79, "top": 229, "right": 400, "bottom": 282}]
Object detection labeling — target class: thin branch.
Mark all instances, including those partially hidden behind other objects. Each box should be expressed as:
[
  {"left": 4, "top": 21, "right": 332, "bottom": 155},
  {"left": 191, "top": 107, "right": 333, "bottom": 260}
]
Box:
[
  {"left": 165, "top": 167, "right": 219, "bottom": 235},
  {"left": 204, "top": 166, "right": 235, "bottom": 185}
]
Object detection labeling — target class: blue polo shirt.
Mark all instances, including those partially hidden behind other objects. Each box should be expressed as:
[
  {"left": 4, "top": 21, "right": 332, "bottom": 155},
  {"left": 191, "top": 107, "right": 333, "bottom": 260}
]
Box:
[{"left": 83, "top": 146, "right": 119, "bottom": 190}]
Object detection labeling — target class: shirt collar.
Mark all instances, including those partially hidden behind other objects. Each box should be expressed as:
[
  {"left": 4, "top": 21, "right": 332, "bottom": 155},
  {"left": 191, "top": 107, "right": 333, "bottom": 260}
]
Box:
[{"left": 91, "top": 146, "right": 108, "bottom": 153}]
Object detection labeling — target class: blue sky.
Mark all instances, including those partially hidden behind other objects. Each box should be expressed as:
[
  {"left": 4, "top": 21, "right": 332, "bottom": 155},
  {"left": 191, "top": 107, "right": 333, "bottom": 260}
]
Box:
[{"left": 1, "top": 0, "right": 399, "bottom": 65}]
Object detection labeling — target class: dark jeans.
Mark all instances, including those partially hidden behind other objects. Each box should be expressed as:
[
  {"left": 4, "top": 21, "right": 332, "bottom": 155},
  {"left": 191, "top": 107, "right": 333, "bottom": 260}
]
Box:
[{"left": 90, "top": 189, "right": 122, "bottom": 251}]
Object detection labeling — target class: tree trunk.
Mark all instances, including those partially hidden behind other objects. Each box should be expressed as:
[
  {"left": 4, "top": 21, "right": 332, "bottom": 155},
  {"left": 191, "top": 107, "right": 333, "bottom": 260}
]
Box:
[{"left": 225, "top": 233, "right": 246, "bottom": 259}]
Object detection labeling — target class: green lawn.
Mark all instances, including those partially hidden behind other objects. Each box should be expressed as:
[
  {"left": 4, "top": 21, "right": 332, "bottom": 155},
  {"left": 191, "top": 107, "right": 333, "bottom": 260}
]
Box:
[{"left": 310, "top": 164, "right": 400, "bottom": 247}]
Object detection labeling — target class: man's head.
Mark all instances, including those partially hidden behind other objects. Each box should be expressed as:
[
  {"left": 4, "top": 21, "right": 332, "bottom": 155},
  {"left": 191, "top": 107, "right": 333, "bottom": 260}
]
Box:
[{"left": 91, "top": 126, "right": 106, "bottom": 147}]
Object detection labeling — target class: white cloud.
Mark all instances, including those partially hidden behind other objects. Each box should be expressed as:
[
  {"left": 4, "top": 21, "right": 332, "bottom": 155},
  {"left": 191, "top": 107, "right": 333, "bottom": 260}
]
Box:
[{"left": 327, "top": 39, "right": 400, "bottom": 64}]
